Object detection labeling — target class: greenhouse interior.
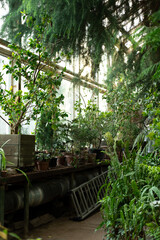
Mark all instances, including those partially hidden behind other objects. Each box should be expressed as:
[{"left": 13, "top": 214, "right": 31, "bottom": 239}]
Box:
[{"left": 0, "top": 0, "right": 160, "bottom": 239}]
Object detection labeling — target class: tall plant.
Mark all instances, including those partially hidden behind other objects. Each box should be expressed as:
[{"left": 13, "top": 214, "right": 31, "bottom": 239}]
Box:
[
  {"left": 0, "top": 26, "right": 63, "bottom": 134},
  {"left": 132, "top": 10, "right": 160, "bottom": 154},
  {"left": 99, "top": 133, "right": 160, "bottom": 240},
  {"left": 104, "top": 73, "right": 144, "bottom": 147},
  {"left": 36, "top": 102, "right": 69, "bottom": 155}
]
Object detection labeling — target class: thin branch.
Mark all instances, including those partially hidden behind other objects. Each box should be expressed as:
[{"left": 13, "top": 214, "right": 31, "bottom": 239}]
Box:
[
  {"left": 33, "top": 54, "right": 42, "bottom": 84},
  {"left": 0, "top": 115, "right": 11, "bottom": 126},
  {"left": 15, "top": 100, "right": 32, "bottom": 128}
]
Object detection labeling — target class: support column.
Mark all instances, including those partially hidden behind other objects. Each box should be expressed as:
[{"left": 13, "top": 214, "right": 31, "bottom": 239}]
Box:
[
  {"left": 0, "top": 184, "right": 5, "bottom": 226},
  {"left": 96, "top": 72, "right": 100, "bottom": 108},
  {"left": 73, "top": 56, "right": 76, "bottom": 119},
  {"left": 73, "top": 84, "right": 76, "bottom": 119},
  {"left": 24, "top": 182, "right": 29, "bottom": 237}
]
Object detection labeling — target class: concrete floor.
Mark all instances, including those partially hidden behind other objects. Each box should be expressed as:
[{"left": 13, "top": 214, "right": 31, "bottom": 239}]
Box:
[{"left": 26, "top": 211, "right": 105, "bottom": 240}]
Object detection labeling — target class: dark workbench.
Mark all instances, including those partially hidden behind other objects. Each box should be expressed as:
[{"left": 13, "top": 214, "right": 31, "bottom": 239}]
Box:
[{"left": 0, "top": 163, "right": 108, "bottom": 237}]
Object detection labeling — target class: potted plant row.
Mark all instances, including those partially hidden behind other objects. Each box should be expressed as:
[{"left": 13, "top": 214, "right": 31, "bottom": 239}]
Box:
[
  {"left": 69, "top": 100, "right": 112, "bottom": 162},
  {"left": 34, "top": 99, "right": 113, "bottom": 169}
]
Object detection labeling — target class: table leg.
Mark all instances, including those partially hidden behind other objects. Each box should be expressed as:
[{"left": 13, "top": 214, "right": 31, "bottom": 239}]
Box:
[
  {"left": 24, "top": 182, "right": 29, "bottom": 237},
  {"left": 0, "top": 185, "right": 5, "bottom": 226}
]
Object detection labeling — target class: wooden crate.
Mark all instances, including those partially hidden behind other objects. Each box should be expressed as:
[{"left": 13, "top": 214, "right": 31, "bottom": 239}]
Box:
[{"left": 0, "top": 134, "right": 35, "bottom": 167}]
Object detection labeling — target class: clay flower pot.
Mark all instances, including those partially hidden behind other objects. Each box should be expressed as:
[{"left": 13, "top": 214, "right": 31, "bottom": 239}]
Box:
[
  {"left": 57, "top": 156, "right": 66, "bottom": 166},
  {"left": 88, "top": 153, "right": 97, "bottom": 164},
  {"left": 49, "top": 157, "right": 57, "bottom": 168},
  {"left": 36, "top": 161, "right": 49, "bottom": 171},
  {"left": 1, "top": 170, "right": 7, "bottom": 177},
  {"left": 65, "top": 154, "right": 74, "bottom": 167}
]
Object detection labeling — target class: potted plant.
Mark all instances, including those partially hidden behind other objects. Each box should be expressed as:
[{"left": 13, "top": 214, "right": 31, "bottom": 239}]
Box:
[
  {"left": 36, "top": 102, "right": 70, "bottom": 167},
  {"left": 35, "top": 151, "right": 50, "bottom": 171},
  {"left": 0, "top": 28, "right": 64, "bottom": 168},
  {"left": 69, "top": 123, "right": 90, "bottom": 165},
  {"left": 63, "top": 140, "right": 79, "bottom": 167}
]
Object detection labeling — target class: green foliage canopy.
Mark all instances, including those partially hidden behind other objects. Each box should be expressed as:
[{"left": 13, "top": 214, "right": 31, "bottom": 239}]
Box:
[
  {"left": 1, "top": 0, "right": 159, "bottom": 75},
  {"left": 0, "top": 30, "right": 64, "bottom": 133}
]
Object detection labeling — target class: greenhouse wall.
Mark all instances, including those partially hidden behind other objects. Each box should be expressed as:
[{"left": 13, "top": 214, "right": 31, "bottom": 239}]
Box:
[
  {"left": 0, "top": 42, "right": 107, "bottom": 135},
  {"left": 0, "top": 56, "right": 10, "bottom": 134}
]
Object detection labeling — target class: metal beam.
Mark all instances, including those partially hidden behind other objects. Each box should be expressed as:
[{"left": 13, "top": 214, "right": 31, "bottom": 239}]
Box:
[{"left": 0, "top": 38, "right": 106, "bottom": 93}]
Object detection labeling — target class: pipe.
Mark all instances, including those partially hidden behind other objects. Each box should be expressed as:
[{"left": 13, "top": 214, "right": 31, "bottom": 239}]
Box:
[{"left": 5, "top": 170, "right": 99, "bottom": 213}]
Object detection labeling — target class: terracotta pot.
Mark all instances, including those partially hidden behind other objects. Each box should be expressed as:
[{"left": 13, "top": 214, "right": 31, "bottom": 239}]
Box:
[
  {"left": 82, "top": 151, "right": 89, "bottom": 164},
  {"left": 88, "top": 153, "right": 97, "bottom": 164},
  {"left": 89, "top": 148, "right": 105, "bottom": 161},
  {"left": 36, "top": 161, "right": 49, "bottom": 171},
  {"left": 78, "top": 157, "right": 85, "bottom": 166},
  {"left": 65, "top": 154, "right": 77, "bottom": 167},
  {"left": 49, "top": 157, "right": 57, "bottom": 168},
  {"left": 1, "top": 170, "right": 7, "bottom": 177},
  {"left": 57, "top": 156, "right": 66, "bottom": 166}
]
